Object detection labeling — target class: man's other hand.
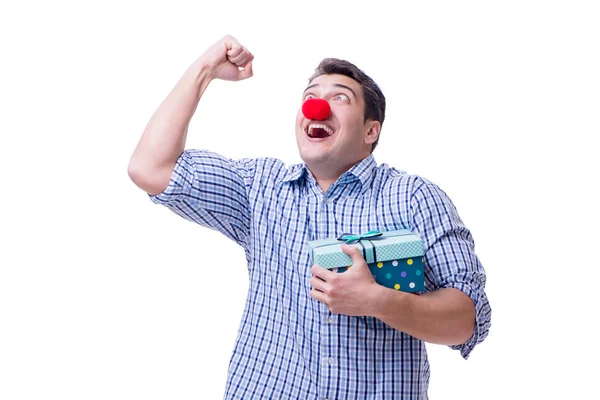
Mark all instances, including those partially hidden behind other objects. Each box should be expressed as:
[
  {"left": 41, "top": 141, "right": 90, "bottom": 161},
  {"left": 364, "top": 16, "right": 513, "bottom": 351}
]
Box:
[
  {"left": 309, "top": 244, "right": 382, "bottom": 316},
  {"left": 199, "top": 35, "right": 254, "bottom": 82}
]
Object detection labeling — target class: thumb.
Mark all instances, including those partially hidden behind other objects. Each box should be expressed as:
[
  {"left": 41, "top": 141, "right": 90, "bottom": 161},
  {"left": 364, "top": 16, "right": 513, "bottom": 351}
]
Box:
[
  {"left": 341, "top": 244, "right": 368, "bottom": 269},
  {"left": 237, "top": 60, "right": 253, "bottom": 80}
]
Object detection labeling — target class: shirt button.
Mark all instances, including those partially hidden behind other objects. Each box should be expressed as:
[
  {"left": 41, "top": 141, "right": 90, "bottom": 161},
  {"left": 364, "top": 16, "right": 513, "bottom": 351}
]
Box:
[
  {"left": 323, "top": 199, "right": 330, "bottom": 204},
  {"left": 327, "top": 317, "right": 333, "bottom": 324},
  {"left": 328, "top": 357, "right": 334, "bottom": 365}
]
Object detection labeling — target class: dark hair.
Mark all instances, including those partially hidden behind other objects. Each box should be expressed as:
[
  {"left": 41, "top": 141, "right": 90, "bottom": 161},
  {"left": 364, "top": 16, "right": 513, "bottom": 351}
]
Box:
[{"left": 309, "top": 58, "right": 386, "bottom": 151}]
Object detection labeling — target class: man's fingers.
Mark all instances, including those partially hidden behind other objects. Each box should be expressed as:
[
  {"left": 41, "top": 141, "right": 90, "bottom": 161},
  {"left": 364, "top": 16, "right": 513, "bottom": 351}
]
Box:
[
  {"left": 310, "top": 288, "right": 328, "bottom": 304},
  {"left": 226, "top": 44, "right": 253, "bottom": 81},
  {"left": 311, "top": 264, "right": 335, "bottom": 281},
  {"left": 341, "top": 244, "right": 359, "bottom": 256},
  {"left": 341, "top": 244, "right": 364, "bottom": 264},
  {"left": 236, "top": 60, "right": 253, "bottom": 80},
  {"left": 201, "top": 36, "right": 254, "bottom": 82},
  {"left": 221, "top": 35, "right": 241, "bottom": 52},
  {"left": 225, "top": 45, "right": 243, "bottom": 60},
  {"left": 310, "top": 275, "right": 328, "bottom": 292},
  {"left": 228, "top": 46, "right": 253, "bottom": 65},
  {"left": 235, "top": 53, "right": 254, "bottom": 68}
]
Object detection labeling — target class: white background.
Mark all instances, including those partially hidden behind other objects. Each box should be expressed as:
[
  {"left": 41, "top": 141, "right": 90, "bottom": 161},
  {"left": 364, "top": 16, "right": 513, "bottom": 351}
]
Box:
[{"left": 1, "top": 0, "right": 598, "bottom": 398}]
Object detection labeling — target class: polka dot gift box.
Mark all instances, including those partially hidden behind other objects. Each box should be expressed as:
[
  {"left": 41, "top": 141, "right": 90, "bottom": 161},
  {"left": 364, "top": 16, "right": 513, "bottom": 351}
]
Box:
[{"left": 308, "top": 229, "right": 425, "bottom": 293}]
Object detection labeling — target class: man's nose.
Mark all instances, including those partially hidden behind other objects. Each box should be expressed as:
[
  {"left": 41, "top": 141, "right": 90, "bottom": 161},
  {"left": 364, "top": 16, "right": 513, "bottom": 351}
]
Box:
[{"left": 302, "top": 98, "right": 331, "bottom": 120}]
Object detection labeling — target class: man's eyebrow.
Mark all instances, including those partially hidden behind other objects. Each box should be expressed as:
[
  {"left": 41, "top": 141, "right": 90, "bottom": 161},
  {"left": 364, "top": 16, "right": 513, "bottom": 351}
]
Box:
[
  {"left": 303, "top": 83, "right": 356, "bottom": 98},
  {"left": 303, "top": 83, "right": 319, "bottom": 93}
]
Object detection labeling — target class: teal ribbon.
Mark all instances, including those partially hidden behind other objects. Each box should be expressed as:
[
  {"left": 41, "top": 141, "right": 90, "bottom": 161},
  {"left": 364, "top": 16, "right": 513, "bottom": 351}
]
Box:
[
  {"left": 337, "top": 229, "right": 383, "bottom": 244},
  {"left": 308, "top": 229, "right": 415, "bottom": 268}
]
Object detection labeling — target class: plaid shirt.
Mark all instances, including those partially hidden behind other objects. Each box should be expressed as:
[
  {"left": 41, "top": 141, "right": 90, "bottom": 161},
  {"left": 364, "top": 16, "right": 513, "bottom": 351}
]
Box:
[{"left": 149, "top": 150, "right": 491, "bottom": 399}]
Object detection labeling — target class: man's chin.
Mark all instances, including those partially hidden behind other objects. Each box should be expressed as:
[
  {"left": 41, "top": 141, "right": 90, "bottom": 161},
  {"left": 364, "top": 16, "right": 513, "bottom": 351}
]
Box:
[{"left": 299, "top": 149, "right": 330, "bottom": 166}]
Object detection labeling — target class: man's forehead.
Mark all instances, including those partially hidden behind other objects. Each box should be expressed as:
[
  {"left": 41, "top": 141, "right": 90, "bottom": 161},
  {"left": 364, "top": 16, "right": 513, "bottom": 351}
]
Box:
[{"left": 304, "top": 74, "right": 361, "bottom": 96}]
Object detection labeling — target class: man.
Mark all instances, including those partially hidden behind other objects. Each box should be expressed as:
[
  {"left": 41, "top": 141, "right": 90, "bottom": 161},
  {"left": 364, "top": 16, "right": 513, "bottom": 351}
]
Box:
[{"left": 128, "top": 35, "right": 491, "bottom": 399}]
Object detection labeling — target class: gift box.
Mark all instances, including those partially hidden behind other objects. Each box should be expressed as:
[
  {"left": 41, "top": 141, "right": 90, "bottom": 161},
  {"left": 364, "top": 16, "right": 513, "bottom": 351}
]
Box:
[{"left": 308, "top": 230, "right": 425, "bottom": 292}]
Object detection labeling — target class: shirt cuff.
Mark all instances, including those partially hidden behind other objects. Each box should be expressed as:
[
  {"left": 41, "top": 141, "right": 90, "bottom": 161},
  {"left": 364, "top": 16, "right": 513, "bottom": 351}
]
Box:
[
  {"left": 147, "top": 151, "right": 194, "bottom": 205},
  {"left": 444, "top": 281, "right": 491, "bottom": 359}
]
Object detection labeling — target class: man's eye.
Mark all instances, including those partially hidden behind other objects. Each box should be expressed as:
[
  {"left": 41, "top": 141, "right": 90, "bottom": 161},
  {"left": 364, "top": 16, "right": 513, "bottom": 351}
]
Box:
[
  {"left": 304, "top": 94, "right": 315, "bottom": 101},
  {"left": 333, "top": 94, "right": 349, "bottom": 101}
]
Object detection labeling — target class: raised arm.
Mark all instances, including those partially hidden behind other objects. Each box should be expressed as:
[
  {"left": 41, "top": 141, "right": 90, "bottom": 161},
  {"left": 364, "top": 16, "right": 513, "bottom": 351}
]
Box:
[{"left": 127, "top": 35, "right": 254, "bottom": 195}]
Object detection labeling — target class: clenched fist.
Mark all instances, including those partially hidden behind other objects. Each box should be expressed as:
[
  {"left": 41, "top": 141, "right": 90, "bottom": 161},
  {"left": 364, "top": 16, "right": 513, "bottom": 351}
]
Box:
[{"left": 199, "top": 35, "right": 254, "bottom": 82}]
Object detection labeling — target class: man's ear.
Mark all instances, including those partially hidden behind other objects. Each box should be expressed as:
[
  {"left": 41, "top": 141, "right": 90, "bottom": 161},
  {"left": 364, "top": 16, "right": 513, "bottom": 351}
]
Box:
[{"left": 365, "top": 120, "right": 381, "bottom": 145}]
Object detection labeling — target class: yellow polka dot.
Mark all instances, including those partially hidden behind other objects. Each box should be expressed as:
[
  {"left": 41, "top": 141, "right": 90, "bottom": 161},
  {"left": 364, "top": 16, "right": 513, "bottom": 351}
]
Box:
[
  {"left": 407, "top": 259, "right": 413, "bottom": 265},
  {"left": 394, "top": 284, "right": 400, "bottom": 290},
  {"left": 347, "top": 265, "right": 351, "bottom": 269},
  {"left": 377, "top": 262, "right": 383, "bottom": 268}
]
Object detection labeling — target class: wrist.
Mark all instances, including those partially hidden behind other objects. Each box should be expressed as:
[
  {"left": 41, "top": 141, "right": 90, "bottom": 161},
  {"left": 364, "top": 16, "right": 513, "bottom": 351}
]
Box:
[
  {"left": 367, "top": 284, "right": 389, "bottom": 318},
  {"left": 187, "top": 58, "right": 216, "bottom": 85},
  {"left": 181, "top": 58, "right": 216, "bottom": 98},
  {"left": 370, "top": 285, "right": 412, "bottom": 322}
]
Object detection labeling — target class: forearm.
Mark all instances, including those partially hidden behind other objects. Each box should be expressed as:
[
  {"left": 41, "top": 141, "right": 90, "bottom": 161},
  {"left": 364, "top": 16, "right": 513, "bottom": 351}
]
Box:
[
  {"left": 128, "top": 60, "right": 213, "bottom": 194},
  {"left": 371, "top": 287, "right": 475, "bottom": 345}
]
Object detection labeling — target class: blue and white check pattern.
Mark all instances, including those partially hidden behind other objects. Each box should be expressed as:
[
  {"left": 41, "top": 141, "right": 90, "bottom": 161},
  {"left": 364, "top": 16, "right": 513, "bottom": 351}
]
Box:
[{"left": 150, "top": 150, "right": 491, "bottom": 399}]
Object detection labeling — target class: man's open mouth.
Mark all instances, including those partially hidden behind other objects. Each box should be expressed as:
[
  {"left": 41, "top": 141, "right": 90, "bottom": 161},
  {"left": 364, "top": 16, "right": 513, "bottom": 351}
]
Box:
[{"left": 306, "top": 123, "right": 335, "bottom": 139}]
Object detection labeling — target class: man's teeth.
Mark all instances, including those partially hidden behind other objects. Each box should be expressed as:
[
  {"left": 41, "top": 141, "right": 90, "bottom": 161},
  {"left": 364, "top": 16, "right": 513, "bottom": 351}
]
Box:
[{"left": 308, "top": 124, "right": 334, "bottom": 136}]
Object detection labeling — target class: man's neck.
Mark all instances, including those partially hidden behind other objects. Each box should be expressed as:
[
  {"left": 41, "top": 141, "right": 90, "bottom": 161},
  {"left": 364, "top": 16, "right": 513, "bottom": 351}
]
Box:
[{"left": 307, "top": 156, "right": 367, "bottom": 194}]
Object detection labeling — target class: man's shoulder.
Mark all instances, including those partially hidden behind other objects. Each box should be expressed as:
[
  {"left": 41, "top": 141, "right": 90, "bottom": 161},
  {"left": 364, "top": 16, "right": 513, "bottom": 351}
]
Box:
[
  {"left": 377, "top": 164, "right": 456, "bottom": 208},
  {"left": 374, "top": 163, "right": 447, "bottom": 200},
  {"left": 239, "top": 156, "right": 305, "bottom": 186},
  {"left": 186, "top": 151, "right": 296, "bottom": 175},
  {"left": 251, "top": 156, "right": 301, "bottom": 173},
  {"left": 374, "top": 162, "right": 423, "bottom": 189}
]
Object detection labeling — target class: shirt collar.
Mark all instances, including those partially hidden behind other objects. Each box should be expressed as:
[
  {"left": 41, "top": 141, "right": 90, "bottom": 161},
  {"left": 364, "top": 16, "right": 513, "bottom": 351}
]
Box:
[{"left": 281, "top": 154, "right": 377, "bottom": 194}]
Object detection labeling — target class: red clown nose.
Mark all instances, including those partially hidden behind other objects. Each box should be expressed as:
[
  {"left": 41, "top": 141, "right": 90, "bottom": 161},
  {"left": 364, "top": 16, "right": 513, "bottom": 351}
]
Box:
[{"left": 302, "top": 98, "right": 331, "bottom": 120}]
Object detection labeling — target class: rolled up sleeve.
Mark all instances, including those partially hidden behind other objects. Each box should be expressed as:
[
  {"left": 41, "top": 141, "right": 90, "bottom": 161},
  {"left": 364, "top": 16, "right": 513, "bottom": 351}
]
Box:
[
  {"left": 149, "top": 149, "right": 255, "bottom": 249},
  {"left": 409, "top": 176, "right": 491, "bottom": 359}
]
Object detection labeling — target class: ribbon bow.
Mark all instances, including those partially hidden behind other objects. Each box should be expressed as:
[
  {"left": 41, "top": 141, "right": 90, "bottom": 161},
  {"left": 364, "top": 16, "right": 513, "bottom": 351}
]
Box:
[{"left": 337, "top": 229, "right": 383, "bottom": 244}]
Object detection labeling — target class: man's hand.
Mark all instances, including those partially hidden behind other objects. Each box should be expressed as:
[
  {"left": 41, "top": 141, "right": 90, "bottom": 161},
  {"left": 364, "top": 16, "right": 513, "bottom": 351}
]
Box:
[
  {"left": 128, "top": 35, "right": 254, "bottom": 195},
  {"left": 198, "top": 35, "right": 254, "bottom": 82},
  {"left": 309, "top": 244, "right": 381, "bottom": 316}
]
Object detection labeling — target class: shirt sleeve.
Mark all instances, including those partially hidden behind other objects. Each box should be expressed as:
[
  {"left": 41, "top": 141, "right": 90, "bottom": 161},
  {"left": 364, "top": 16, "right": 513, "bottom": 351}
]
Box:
[
  {"left": 409, "top": 176, "right": 491, "bottom": 359},
  {"left": 148, "top": 149, "right": 255, "bottom": 249}
]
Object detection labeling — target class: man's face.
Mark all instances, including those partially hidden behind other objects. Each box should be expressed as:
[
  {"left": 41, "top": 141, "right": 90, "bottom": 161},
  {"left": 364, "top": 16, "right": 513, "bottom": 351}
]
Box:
[{"left": 295, "top": 74, "right": 379, "bottom": 174}]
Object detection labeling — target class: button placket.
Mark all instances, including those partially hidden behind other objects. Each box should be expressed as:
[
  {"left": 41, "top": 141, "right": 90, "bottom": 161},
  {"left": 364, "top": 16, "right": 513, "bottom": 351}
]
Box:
[{"left": 318, "top": 194, "right": 340, "bottom": 398}]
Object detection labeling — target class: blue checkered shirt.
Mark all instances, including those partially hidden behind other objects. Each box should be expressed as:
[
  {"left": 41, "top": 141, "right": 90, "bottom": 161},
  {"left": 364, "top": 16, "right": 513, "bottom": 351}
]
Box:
[{"left": 149, "top": 150, "right": 491, "bottom": 399}]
